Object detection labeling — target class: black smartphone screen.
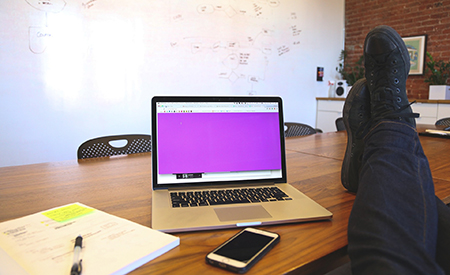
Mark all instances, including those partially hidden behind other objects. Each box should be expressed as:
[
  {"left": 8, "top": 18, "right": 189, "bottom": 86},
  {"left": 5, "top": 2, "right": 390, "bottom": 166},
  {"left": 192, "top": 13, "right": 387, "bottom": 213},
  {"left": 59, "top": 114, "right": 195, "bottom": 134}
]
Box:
[{"left": 214, "top": 231, "right": 274, "bottom": 262}]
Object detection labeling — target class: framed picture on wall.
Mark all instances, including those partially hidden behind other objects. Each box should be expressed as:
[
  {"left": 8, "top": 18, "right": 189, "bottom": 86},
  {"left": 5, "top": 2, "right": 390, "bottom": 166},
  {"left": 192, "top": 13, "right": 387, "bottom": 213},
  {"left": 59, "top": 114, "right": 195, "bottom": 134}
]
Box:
[{"left": 402, "top": 34, "right": 427, "bottom": 75}]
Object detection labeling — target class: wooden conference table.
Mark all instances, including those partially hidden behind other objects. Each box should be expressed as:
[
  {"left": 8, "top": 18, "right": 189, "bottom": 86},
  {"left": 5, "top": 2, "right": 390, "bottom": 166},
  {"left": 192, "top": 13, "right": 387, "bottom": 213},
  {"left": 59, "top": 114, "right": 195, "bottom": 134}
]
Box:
[{"left": 1, "top": 129, "right": 450, "bottom": 275}]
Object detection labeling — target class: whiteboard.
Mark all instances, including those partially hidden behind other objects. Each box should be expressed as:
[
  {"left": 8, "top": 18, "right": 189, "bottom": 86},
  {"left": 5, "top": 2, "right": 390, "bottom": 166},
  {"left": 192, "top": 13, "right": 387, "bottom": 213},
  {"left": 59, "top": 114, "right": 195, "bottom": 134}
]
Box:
[{"left": 0, "top": 0, "right": 344, "bottom": 167}]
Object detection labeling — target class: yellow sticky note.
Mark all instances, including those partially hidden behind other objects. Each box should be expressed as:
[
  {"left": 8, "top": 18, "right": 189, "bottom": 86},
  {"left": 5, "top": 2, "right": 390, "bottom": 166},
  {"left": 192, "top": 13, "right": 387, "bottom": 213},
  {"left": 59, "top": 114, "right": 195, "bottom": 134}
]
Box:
[{"left": 42, "top": 204, "right": 95, "bottom": 222}]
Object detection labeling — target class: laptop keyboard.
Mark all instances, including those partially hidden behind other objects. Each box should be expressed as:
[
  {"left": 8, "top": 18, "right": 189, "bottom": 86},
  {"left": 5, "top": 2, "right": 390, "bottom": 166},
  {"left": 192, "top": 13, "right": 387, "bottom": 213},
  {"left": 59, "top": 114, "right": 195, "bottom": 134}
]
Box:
[{"left": 170, "top": 186, "right": 292, "bottom": 208}]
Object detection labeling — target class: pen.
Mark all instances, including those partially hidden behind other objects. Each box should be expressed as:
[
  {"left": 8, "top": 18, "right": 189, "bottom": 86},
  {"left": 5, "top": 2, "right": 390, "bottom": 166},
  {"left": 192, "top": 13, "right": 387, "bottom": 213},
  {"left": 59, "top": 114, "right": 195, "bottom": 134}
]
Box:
[{"left": 70, "top": 235, "right": 83, "bottom": 275}]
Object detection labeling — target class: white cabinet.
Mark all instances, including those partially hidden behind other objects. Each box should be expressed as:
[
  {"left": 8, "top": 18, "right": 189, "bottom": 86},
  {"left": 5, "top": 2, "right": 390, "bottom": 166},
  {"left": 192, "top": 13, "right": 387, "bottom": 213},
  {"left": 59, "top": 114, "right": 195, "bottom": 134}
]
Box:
[
  {"left": 411, "top": 101, "right": 450, "bottom": 124},
  {"left": 316, "top": 98, "right": 450, "bottom": 132},
  {"left": 316, "top": 99, "right": 344, "bottom": 132},
  {"left": 437, "top": 104, "right": 450, "bottom": 119},
  {"left": 411, "top": 103, "right": 438, "bottom": 125}
]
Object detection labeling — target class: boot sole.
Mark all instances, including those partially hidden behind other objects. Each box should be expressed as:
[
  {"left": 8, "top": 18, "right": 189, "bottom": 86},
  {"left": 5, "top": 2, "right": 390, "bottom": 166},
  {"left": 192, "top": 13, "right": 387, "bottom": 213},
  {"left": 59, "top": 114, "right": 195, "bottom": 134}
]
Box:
[{"left": 341, "top": 79, "right": 368, "bottom": 192}]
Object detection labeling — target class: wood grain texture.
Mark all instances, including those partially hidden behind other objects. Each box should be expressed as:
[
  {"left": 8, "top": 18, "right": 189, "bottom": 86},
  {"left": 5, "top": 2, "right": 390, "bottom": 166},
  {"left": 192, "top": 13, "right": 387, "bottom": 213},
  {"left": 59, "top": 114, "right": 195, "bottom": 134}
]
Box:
[{"left": 1, "top": 131, "right": 449, "bottom": 275}]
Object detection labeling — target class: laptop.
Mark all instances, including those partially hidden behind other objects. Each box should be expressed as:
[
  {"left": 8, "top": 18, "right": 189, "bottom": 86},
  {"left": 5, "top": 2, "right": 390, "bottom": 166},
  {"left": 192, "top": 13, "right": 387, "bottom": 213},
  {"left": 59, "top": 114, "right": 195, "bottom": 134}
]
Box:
[{"left": 151, "top": 96, "right": 332, "bottom": 232}]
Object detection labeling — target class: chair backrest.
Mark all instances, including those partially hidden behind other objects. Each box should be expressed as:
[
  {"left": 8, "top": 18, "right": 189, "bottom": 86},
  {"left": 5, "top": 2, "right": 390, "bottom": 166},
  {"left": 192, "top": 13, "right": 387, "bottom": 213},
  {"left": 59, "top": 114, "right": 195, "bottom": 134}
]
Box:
[
  {"left": 335, "top": 117, "right": 346, "bottom": 131},
  {"left": 77, "top": 134, "right": 151, "bottom": 159},
  {"left": 284, "top": 122, "right": 318, "bottom": 137},
  {"left": 435, "top": 117, "right": 450, "bottom": 126}
]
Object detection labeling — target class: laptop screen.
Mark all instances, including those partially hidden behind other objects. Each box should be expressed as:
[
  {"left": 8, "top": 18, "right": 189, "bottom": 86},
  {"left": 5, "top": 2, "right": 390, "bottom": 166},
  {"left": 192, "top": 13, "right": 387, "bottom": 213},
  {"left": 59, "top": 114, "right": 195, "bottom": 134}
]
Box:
[{"left": 151, "top": 96, "right": 286, "bottom": 189}]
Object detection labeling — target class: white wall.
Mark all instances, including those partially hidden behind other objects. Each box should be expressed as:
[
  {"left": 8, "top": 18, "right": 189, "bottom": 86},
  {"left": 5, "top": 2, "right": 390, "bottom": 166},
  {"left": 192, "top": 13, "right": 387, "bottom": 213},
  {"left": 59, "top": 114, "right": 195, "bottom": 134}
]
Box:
[{"left": 0, "top": 0, "right": 344, "bottom": 167}]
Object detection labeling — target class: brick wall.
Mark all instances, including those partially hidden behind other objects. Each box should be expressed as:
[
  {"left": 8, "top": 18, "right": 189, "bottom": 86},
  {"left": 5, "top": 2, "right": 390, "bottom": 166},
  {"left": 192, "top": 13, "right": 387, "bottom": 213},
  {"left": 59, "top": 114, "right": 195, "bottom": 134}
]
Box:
[{"left": 344, "top": 0, "right": 450, "bottom": 99}]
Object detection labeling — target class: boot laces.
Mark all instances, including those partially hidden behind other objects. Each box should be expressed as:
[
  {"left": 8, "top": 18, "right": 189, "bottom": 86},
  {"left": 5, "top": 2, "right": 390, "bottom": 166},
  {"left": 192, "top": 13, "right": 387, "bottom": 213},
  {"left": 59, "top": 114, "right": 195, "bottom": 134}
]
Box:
[{"left": 367, "top": 51, "right": 401, "bottom": 88}]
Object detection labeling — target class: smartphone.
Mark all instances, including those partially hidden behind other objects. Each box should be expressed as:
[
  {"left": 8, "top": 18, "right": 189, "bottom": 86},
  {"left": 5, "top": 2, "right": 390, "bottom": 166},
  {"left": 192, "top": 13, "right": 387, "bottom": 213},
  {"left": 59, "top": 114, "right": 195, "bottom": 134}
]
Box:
[{"left": 205, "top": 228, "right": 280, "bottom": 273}]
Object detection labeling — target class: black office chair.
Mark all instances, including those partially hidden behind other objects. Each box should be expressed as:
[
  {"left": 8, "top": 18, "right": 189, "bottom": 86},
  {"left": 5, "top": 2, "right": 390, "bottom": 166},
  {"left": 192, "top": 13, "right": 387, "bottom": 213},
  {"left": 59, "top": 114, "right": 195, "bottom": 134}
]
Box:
[
  {"left": 284, "top": 122, "right": 322, "bottom": 137},
  {"left": 77, "top": 134, "right": 151, "bottom": 159},
  {"left": 335, "top": 117, "right": 346, "bottom": 131},
  {"left": 435, "top": 117, "right": 450, "bottom": 127}
]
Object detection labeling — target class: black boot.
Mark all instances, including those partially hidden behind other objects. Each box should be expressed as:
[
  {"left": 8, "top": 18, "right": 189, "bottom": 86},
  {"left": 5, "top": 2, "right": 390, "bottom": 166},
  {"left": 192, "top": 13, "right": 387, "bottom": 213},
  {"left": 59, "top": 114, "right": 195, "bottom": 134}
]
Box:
[
  {"left": 341, "top": 78, "right": 371, "bottom": 192},
  {"left": 364, "top": 25, "right": 419, "bottom": 126}
]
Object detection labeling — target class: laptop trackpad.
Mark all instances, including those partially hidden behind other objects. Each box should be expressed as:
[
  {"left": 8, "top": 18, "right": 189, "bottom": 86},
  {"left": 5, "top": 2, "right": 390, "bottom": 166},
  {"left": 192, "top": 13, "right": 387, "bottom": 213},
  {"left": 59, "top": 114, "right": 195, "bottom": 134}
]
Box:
[{"left": 214, "top": 205, "right": 272, "bottom": 222}]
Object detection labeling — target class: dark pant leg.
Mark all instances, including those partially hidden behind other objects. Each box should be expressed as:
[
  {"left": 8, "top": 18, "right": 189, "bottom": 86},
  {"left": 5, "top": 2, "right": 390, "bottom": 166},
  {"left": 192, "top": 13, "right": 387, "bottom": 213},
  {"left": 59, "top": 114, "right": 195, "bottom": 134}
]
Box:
[
  {"left": 347, "top": 121, "right": 444, "bottom": 274},
  {"left": 436, "top": 196, "right": 450, "bottom": 274}
]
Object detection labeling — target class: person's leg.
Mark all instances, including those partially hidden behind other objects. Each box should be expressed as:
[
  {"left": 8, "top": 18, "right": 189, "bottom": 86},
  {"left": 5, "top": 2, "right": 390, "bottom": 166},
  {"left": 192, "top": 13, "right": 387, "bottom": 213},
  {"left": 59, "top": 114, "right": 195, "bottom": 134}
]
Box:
[
  {"left": 436, "top": 197, "right": 450, "bottom": 273},
  {"left": 344, "top": 25, "right": 445, "bottom": 274},
  {"left": 347, "top": 121, "right": 444, "bottom": 274}
]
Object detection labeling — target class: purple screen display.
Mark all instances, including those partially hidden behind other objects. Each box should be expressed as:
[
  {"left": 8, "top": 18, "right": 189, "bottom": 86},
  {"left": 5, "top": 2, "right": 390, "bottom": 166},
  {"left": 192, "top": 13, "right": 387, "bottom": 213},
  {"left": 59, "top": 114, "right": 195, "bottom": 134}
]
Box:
[{"left": 157, "top": 112, "right": 282, "bottom": 175}]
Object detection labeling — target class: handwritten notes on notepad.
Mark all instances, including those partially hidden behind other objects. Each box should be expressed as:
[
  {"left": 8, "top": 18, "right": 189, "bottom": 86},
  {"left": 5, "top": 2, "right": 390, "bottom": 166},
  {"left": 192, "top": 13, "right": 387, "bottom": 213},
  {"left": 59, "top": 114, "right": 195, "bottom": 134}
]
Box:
[{"left": 0, "top": 203, "right": 179, "bottom": 275}]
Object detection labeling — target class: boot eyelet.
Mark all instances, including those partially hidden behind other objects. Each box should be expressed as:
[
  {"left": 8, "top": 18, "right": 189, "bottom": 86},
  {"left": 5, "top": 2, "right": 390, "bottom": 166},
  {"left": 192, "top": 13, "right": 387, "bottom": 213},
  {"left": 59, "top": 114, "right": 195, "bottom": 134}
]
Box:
[
  {"left": 397, "top": 97, "right": 402, "bottom": 102},
  {"left": 392, "top": 59, "right": 398, "bottom": 65},
  {"left": 396, "top": 88, "right": 400, "bottom": 93},
  {"left": 394, "top": 78, "right": 399, "bottom": 84},
  {"left": 393, "top": 69, "right": 398, "bottom": 74}
]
